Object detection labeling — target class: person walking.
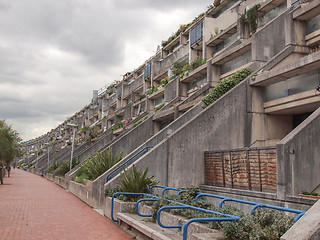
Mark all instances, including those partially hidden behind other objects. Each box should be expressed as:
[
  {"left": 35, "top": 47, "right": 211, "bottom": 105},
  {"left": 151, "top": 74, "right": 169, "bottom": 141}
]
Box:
[{"left": 7, "top": 165, "right": 11, "bottom": 177}]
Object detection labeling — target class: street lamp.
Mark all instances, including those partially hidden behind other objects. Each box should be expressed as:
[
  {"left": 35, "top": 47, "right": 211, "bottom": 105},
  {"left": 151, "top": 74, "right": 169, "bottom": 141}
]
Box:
[
  {"left": 67, "top": 123, "right": 78, "bottom": 171},
  {"left": 45, "top": 143, "right": 50, "bottom": 170}
]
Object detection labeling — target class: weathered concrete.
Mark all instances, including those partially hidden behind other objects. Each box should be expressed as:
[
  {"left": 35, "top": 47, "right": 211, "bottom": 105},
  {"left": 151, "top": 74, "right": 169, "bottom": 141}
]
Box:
[
  {"left": 106, "top": 78, "right": 253, "bottom": 190},
  {"left": 277, "top": 107, "right": 320, "bottom": 199},
  {"left": 252, "top": 9, "right": 287, "bottom": 63},
  {"left": 54, "top": 176, "right": 66, "bottom": 189},
  {"left": 281, "top": 200, "right": 320, "bottom": 240},
  {"left": 68, "top": 181, "right": 93, "bottom": 207}
]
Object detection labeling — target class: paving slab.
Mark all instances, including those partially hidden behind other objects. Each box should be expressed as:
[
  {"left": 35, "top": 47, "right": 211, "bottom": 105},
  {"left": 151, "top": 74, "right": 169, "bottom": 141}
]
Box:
[{"left": 0, "top": 169, "right": 132, "bottom": 240}]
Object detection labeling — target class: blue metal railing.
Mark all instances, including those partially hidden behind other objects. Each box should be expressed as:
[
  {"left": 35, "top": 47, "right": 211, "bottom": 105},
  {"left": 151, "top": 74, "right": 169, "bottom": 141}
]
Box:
[
  {"left": 110, "top": 185, "right": 307, "bottom": 240},
  {"left": 195, "top": 193, "right": 306, "bottom": 222},
  {"left": 106, "top": 146, "right": 153, "bottom": 182}
]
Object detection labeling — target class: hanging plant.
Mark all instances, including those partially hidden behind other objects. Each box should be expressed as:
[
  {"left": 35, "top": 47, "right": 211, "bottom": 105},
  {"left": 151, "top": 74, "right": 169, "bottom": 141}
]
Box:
[
  {"left": 214, "top": 0, "right": 221, "bottom": 7},
  {"left": 244, "top": 4, "right": 261, "bottom": 33}
]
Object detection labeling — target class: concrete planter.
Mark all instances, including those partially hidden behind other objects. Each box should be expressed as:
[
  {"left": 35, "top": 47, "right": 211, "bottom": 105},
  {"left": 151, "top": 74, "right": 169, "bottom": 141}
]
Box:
[
  {"left": 54, "top": 176, "right": 66, "bottom": 189},
  {"left": 104, "top": 196, "right": 136, "bottom": 220},
  {"left": 68, "top": 181, "right": 93, "bottom": 207},
  {"left": 46, "top": 173, "right": 54, "bottom": 181}
]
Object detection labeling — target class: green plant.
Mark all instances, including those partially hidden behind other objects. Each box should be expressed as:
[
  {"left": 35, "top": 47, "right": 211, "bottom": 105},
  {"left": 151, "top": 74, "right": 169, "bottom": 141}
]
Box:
[
  {"left": 161, "top": 77, "right": 169, "bottom": 87},
  {"left": 202, "top": 68, "right": 252, "bottom": 108},
  {"left": 48, "top": 161, "right": 62, "bottom": 173},
  {"left": 222, "top": 208, "right": 294, "bottom": 239},
  {"left": 81, "top": 126, "right": 92, "bottom": 132},
  {"left": 120, "top": 164, "right": 157, "bottom": 201},
  {"left": 112, "top": 121, "right": 124, "bottom": 131},
  {"left": 81, "top": 148, "right": 122, "bottom": 180},
  {"left": 172, "top": 61, "right": 186, "bottom": 78},
  {"left": 154, "top": 103, "right": 164, "bottom": 112},
  {"left": 214, "top": 26, "right": 219, "bottom": 35},
  {"left": 55, "top": 158, "right": 79, "bottom": 177},
  {"left": 302, "top": 191, "right": 319, "bottom": 196},
  {"left": 240, "top": 4, "right": 261, "bottom": 33},
  {"left": 148, "top": 86, "right": 159, "bottom": 96}
]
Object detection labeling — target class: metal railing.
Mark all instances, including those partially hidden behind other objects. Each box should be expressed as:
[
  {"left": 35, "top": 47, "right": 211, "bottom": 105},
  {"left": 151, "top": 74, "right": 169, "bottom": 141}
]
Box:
[
  {"left": 106, "top": 146, "right": 153, "bottom": 182},
  {"left": 110, "top": 184, "right": 307, "bottom": 240}
]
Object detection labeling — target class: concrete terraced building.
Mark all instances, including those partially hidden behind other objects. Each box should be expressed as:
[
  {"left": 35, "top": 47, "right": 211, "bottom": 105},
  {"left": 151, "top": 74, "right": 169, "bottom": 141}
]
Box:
[{"left": 22, "top": 0, "right": 320, "bottom": 237}]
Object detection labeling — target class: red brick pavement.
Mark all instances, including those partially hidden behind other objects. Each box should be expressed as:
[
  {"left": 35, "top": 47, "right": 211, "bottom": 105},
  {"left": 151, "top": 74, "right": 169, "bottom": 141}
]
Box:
[{"left": 0, "top": 169, "right": 132, "bottom": 240}]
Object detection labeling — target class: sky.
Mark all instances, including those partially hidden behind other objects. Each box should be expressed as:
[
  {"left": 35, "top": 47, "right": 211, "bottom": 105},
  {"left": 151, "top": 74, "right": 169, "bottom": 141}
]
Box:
[{"left": 0, "top": 0, "right": 213, "bottom": 141}]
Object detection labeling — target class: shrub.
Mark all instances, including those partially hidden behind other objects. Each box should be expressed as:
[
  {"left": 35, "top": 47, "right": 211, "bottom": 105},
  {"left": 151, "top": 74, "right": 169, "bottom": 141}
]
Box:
[
  {"left": 48, "top": 161, "right": 61, "bottom": 173},
  {"left": 81, "top": 148, "right": 122, "bottom": 180},
  {"left": 120, "top": 165, "right": 157, "bottom": 201},
  {"left": 55, "top": 158, "right": 79, "bottom": 177},
  {"left": 120, "top": 164, "right": 157, "bottom": 193},
  {"left": 202, "top": 68, "right": 252, "bottom": 108},
  {"left": 154, "top": 103, "right": 165, "bottom": 112},
  {"left": 112, "top": 121, "right": 124, "bottom": 131},
  {"left": 222, "top": 208, "right": 294, "bottom": 239}
]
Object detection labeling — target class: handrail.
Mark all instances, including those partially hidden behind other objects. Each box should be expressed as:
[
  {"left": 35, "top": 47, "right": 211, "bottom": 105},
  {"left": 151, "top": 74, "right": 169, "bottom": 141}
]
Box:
[
  {"left": 157, "top": 205, "right": 240, "bottom": 240},
  {"left": 111, "top": 186, "right": 307, "bottom": 240},
  {"left": 111, "top": 192, "right": 157, "bottom": 222},
  {"left": 196, "top": 193, "right": 306, "bottom": 222},
  {"left": 149, "top": 184, "right": 180, "bottom": 195},
  {"left": 106, "top": 146, "right": 153, "bottom": 182},
  {"left": 136, "top": 198, "right": 158, "bottom": 217}
]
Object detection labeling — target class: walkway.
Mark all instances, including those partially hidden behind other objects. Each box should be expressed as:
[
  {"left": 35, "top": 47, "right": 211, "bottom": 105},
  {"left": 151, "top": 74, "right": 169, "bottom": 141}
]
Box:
[{"left": 0, "top": 169, "right": 132, "bottom": 240}]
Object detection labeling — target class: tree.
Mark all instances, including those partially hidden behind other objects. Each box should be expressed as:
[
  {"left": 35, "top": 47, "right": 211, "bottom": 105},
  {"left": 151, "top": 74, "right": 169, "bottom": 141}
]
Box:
[{"left": 0, "top": 120, "right": 21, "bottom": 167}]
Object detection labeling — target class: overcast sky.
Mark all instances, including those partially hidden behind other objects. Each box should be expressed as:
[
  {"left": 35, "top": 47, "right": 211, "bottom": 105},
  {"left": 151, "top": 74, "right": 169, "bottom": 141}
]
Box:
[{"left": 0, "top": 0, "right": 213, "bottom": 141}]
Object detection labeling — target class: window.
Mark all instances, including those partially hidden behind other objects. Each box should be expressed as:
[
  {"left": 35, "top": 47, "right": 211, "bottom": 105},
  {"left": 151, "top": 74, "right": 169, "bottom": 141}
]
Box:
[
  {"left": 144, "top": 63, "right": 151, "bottom": 79},
  {"left": 215, "top": 33, "right": 237, "bottom": 52},
  {"left": 190, "top": 22, "right": 203, "bottom": 46},
  {"left": 258, "top": 1, "right": 287, "bottom": 28},
  {"left": 154, "top": 96, "right": 164, "bottom": 106},
  {"left": 264, "top": 69, "right": 320, "bottom": 102},
  {"left": 306, "top": 15, "right": 320, "bottom": 35},
  {"left": 187, "top": 76, "right": 207, "bottom": 91},
  {"left": 221, "top": 51, "right": 251, "bottom": 75}
]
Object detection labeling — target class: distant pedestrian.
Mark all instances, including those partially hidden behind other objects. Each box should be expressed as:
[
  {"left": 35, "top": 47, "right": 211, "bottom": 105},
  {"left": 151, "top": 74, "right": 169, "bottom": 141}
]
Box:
[{"left": 7, "top": 165, "right": 11, "bottom": 177}]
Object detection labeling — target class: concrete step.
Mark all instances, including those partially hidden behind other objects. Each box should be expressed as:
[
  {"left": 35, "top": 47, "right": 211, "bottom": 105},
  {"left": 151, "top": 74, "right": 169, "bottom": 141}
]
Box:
[
  {"left": 117, "top": 212, "right": 181, "bottom": 240},
  {"left": 117, "top": 212, "right": 227, "bottom": 240}
]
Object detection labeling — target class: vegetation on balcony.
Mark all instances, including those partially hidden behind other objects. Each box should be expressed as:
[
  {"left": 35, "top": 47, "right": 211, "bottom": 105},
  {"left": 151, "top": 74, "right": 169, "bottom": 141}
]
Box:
[
  {"left": 162, "top": 24, "right": 188, "bottom": 48},
  {"left": 240, "top": 4, "right": 261, "bottom": 33},
  {"left": 161, "top": 4, "right": 214, "bottom": 48},
  {"left": 148, "top": 86, "right": 159, "bottom": 96},
  {"left": 112, "top": 121, "right": 124, "bottom": 131},
  {"left": 202, "top": 68, "right": 252, "bottom": 108},
  {"left": 75, "top": 148, "right": 122, "bottom": 183},
  {"left": 133, "top": 116, "right": 149, "bottom": 127},
  {"left": 172, "top": 57, "right": 207, "bottom": 78},
  {"left": 154, "top": 103, "right": 165, "bottom": 112}
]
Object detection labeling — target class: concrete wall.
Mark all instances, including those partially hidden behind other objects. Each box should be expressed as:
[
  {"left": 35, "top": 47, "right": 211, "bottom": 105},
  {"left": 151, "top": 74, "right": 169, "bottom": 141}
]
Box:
[
  {"left": 252, "top": 10, "right": 287, "bottom": 63},
  {"left": 106, "top": 79, "right": 253, "bottom": 189},
  {"left": 277, "top": 107, "right": 320, "bottom": 199},
  {"left": 68, "top": 181, "right": 93, "bottom": 207},
  {"left": 164, "top": 78, "right": 178, "bottom": 103},
  {"left": 54, "top": 176, "right": 66, "bottom": 189}
]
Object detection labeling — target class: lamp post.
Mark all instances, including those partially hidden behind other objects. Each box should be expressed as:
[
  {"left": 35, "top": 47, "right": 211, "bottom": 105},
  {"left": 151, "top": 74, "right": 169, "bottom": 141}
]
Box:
[
  {"left": 45, "top": 143, "right": 50, "bottom": 170},
  {"left": 67, "top": 123, "right": 78, "bottom": 172}
]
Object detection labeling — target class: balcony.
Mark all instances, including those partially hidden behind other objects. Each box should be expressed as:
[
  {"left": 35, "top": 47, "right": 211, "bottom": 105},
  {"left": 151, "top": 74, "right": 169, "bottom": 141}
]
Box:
[
  {"left": 206, "top": 22, "right": 237, "bottom": 48},
  {"left": 180, "top": 63, "right": 207, "bottom": 83},
  {"left": 251, "top": 51, "right": 320, "bottom": 87}
]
